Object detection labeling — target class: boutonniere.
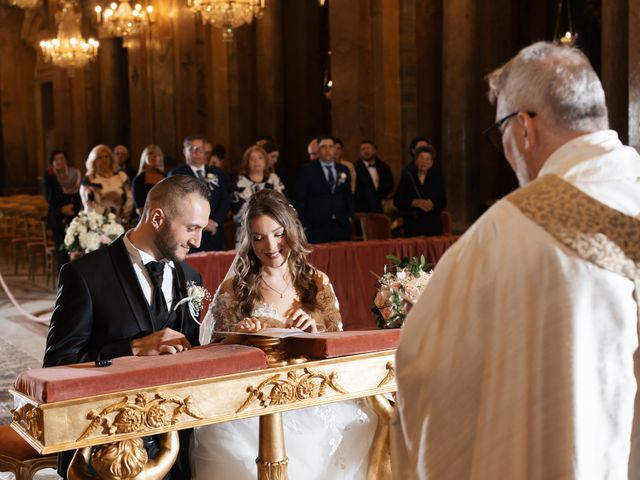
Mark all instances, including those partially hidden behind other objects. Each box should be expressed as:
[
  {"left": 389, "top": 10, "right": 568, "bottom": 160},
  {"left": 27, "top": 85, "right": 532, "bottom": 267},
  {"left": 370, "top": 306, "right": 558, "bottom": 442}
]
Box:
[
  {"left": 337, "top": 172, "right": 348, "bottom": 185},
  {"left": 205, "top": 173, "right": 219, "bottom": 187},
  {"left": 174, "top": 281, "right": 212, "bottom": 324}
]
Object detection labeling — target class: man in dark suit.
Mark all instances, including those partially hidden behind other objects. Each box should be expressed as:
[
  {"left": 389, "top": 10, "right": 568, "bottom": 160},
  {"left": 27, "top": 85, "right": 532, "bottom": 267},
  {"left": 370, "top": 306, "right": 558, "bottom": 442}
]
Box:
[
  {"left": 43, "top": 175, "right": 211, "bottom": 479},
  {"left": 353, "top": 140, "right": 394, "bottom": 213},
  {"left": 169, "top": 135, "right": 230, "bottom": 251},
  {"left": 293, "top": 134, "right": 353, "bottom": 243}
]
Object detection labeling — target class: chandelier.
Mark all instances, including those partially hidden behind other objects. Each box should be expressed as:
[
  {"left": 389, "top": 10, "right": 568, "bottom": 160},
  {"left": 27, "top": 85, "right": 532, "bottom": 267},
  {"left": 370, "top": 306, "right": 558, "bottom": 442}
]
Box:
[
  {"left": 10, "top": 0, "right": 41, "bottom": 9},
  {"left": 39, "top": 3, "right": 99, "bottom": 69},
  {"left": 186, "top": 0, "right": 265, "bottom": 42},
  {"left": 554, "top": 0, "right": 578, "bottom": 46},
  {"left": 95, "top": 0, "right": 154, "bottom": 38}
]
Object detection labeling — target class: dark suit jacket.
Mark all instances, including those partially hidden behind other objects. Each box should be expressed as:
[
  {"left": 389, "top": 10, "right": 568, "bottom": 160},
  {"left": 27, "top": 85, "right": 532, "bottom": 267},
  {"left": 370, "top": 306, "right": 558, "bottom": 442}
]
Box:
[
  {"left": 168, "top": 164, "right": 230, "bottom": 251},
  {"left": 43, "top": 236, "right": 201, "bottom": 479},
  {"left": 353, "top": 158, "right": 394, "bottom": 213},
  {"left": 293, "top": 160, "right": 353, "bottom": 243},
  {"left": 43, "top": 235, "right": 201, "bottom": 367}
]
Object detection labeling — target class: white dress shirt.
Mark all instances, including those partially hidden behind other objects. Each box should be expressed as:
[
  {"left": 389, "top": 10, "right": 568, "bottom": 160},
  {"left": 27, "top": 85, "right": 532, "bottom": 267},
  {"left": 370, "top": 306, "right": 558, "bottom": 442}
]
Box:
[{"left": 123, "top": 231, "right": 175, "bottom": 311}]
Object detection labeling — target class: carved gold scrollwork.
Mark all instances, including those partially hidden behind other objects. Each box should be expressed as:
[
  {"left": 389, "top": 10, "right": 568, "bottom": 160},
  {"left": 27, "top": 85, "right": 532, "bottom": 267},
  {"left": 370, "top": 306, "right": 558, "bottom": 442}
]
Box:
[
  {"left": 236, "top": 368, "right": 348, "bottom": 413},
  {"left": 377, "top": 361, "right": 395, "bottom": 388},
  {"left": 77, "top": 392, "right": 204, "bottom": 441},
  {"left": 11, "top": 403, "right": 44, "bottom": 442}
]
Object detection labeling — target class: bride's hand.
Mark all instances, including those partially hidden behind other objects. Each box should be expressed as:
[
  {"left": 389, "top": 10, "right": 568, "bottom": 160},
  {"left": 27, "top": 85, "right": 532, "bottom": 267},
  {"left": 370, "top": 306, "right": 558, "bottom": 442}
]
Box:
[
  {"left": 235, "top": 317, "right": 263, "bottom": 333},
  {"left": 286, "top": 309, "right": 318, "bottom": 333}
]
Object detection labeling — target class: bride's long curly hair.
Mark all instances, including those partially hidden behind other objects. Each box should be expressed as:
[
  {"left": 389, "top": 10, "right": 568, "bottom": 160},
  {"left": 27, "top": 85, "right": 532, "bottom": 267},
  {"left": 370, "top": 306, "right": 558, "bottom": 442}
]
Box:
[{"left": 234, "top": 189, "right": 319, "bottom": 317}]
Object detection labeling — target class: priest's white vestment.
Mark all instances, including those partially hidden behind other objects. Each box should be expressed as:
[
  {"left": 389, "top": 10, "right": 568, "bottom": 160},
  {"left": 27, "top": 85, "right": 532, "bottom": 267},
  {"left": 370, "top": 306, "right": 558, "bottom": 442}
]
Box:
[{"left": 392, "top": 130, "right": 640, "bottom": 479}]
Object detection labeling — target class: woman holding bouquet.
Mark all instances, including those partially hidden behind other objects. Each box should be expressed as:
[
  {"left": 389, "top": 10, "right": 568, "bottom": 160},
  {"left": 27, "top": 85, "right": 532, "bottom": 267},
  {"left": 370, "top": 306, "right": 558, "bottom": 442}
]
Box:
[
  {"left": 191, "top": 189, "right": 376, "bottom": 479},
  {"left": 80, "top": 144, "right": 134, "bottom": 221}
]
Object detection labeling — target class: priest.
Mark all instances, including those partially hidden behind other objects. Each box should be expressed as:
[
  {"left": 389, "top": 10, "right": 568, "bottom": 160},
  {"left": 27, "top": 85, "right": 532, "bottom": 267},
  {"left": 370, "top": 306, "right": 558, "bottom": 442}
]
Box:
[{"left": 393, "top": 41, "right": 640, "bottom": 479}]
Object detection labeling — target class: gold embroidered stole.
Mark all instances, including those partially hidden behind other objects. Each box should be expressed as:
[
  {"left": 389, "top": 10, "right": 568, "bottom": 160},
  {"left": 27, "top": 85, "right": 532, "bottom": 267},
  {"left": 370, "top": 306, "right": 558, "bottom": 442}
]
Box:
[
  {"left": 508, "top": 173, "right": 640, "bottom": 477},
  {"left": 507, "top": 174, "right": 640, "bottom": 287}
]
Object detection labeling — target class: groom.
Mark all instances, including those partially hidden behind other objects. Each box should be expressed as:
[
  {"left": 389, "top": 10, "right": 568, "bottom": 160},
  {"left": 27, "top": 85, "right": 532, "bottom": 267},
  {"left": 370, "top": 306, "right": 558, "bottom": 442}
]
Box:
[{"left": 43, "top": 175, "right": 211, "bottom": 479}]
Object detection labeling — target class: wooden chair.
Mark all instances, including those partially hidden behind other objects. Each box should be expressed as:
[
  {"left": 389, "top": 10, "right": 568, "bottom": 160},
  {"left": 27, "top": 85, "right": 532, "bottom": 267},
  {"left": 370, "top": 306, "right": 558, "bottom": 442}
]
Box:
[
  {"left": 0, "top": 425, "right": 58, "bottom": 480},
  {"left": 440, "top": 210, "right": 452, "bottom": 234},
  {"left": 358, "top": 213, "right": 392, "bottom": 241},
  {"left": 223, "top": 220, "right": 236, "bottom": 250}
]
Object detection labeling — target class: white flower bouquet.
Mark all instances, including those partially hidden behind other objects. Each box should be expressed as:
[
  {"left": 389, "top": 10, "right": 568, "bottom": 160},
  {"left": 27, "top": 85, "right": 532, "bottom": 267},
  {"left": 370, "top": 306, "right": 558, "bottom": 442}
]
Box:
[
  {"left": 63, "top": 211, "right": 125, "bottom": 255},
  {"left": 372, "top": 255, "right": 432, "bottom": 329}
]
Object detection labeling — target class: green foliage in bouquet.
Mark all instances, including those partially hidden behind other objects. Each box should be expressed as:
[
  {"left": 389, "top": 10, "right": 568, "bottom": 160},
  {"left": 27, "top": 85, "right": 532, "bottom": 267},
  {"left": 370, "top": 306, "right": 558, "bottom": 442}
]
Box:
[{"left": 371, "top": 255, "right": 433, "bottom": 329}]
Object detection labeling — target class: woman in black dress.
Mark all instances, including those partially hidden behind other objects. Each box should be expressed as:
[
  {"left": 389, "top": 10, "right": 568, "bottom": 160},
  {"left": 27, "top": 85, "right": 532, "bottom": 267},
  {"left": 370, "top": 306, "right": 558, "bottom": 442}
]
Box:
[
  {"left": 132, "top": 144, "right": 165, "bottom": 216},
  {"left": 43, "top": 150, "right": 82, "bottom": 270},
  {"left": 394, "top": 145, "right": 447, "bottom": 237}
]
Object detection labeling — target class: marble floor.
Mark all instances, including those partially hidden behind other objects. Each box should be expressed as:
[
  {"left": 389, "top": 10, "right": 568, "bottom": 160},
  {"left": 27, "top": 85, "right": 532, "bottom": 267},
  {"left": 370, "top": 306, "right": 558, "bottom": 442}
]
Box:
[{"left": 0, "top": 259, "right": 60, "bottom": 480}]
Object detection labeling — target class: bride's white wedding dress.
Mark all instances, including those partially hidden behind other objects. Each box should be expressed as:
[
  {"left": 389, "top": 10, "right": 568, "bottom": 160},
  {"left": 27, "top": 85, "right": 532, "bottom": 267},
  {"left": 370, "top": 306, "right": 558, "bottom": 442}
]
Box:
[{"left": 190, "top": 278, "right": 378, "bottom": 480}]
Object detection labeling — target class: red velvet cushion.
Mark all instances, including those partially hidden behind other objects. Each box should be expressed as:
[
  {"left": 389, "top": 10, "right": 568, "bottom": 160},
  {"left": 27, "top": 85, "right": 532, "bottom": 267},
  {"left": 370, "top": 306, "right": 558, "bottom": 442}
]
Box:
[
  {"left": 0, "top": 425, "right": 44, "bottom": 461},
  {"left": 14, "top": 344, "right": 267, "bottom": 404},
  {"left": 282, "top": 329, "right": 400, "bottom": 358}
]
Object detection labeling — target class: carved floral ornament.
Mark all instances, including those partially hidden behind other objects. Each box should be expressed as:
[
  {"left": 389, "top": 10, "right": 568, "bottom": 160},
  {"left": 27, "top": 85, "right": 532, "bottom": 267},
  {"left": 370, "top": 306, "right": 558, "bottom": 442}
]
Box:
[
  {"left": 11, "top": 403, "right": 44, "bottom": 442},
  {"left": 236, "top": 367, "right": 348, "bottom": 413},
  {"left": 77, "top": 392, "right": 204, "bottom": 441}
]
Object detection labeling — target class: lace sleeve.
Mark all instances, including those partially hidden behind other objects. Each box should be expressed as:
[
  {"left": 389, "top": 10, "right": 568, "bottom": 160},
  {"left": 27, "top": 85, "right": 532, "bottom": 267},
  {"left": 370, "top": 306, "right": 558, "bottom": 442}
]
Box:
[
  {"left": 201, "top": 291, "right": 243, "bottom": 343},
  {"left": 313, "top": 274, "right": 343, "bottom": 332}
]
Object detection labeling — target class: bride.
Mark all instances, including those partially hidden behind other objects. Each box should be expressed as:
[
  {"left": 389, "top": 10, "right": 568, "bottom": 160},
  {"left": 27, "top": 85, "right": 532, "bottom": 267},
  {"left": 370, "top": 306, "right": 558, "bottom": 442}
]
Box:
[{"left": 190, "top": 189, "right": 377, "bottom": 479}]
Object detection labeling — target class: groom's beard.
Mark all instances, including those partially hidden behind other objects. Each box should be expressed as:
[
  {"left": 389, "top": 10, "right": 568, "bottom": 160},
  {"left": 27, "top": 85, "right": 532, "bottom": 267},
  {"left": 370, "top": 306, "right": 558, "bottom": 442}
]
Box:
[{"left": 155, "top": 222, "right": 184, "bottom": 263}]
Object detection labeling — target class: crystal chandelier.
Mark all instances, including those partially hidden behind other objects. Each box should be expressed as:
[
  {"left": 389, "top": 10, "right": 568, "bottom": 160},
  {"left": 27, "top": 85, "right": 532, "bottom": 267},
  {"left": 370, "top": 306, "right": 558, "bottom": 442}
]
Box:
[
  {"left": 39, "top": 3, "right": 99, "bottom": 69},
  {"left": 186, "top": 0, "right": 265, "bottom": 42},
  {"left": 94, "top": 0, "right": 154, "bottom": 38},
  {"left": 10, "top": 0, "right": 41, "bottom": 9}
]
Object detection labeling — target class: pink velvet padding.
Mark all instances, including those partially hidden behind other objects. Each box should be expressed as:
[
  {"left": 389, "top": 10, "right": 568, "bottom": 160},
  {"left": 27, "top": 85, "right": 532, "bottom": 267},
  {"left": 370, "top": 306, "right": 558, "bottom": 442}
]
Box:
[
  {"left": 282, "top": 329, "right": 400, "bottom": 358},
  {"left": 15, "top": 344, "right": 267, "bottom": 404}
]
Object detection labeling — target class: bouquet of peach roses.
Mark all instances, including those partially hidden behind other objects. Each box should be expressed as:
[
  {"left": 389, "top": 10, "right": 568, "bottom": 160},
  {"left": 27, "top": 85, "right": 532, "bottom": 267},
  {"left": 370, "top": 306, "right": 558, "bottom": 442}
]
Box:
[{"left": 372, "top": 255, "right": 432, "bottom": 329}]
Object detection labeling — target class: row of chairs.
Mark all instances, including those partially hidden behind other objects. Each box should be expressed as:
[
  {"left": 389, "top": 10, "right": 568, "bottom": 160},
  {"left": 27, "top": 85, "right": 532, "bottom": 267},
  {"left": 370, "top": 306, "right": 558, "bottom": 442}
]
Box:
[{"left": 0, "top": 195, "right": 56, "bottom": 286}]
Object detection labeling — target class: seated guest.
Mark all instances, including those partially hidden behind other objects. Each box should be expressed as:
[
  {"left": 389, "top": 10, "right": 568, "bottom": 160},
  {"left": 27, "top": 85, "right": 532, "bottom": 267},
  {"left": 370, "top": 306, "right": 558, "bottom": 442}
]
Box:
[
  {"left": 307, "top": 137, "right": 318, "bottom": 161},
  {"left": 191, "top": 189, "right": 376, "bottom": 479},
  {"left": 354, "top": 140, "right": 394, "bottom": 213},
  {"left": 394, "top": 145, "right": 446, "bottom": 236},
  {"left": 114, "top": 144, "right": 137, "bottom": 180},
  {"left": 132, "top": 144, "right": 165, "bottom": 216},
  {"left": 169, "top": 135, "right": 230, "bottom": 252},
  {"left": 231, "top": 145, "right": 286, "bottom": 248},
  {"left": 44, "top": 175, "right": 211, "bottom": 479},
  {"left": 294, "top": 135, "right": 353, "bottom": 243},
  {"left": 80, "top": 144, "right": 133, "bottom": 221},
  {"left": 43, "top": 150, "right": 81, "bottom": 271}
]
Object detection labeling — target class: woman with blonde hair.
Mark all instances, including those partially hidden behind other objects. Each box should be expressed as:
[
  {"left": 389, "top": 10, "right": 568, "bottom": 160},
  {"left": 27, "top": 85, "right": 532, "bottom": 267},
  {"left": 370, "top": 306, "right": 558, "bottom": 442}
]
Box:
[
  {"left": 230, "top": 145, "right": 286, "bottom": 248},
  {"left": 80, "top": 144, "right": 133, "bottom": 220},
  {"left": 191, "top": 189, "right": 377, "bottom": 480},
  {"left": 132, "top": 144, "right": 165, "bottom": 215}
]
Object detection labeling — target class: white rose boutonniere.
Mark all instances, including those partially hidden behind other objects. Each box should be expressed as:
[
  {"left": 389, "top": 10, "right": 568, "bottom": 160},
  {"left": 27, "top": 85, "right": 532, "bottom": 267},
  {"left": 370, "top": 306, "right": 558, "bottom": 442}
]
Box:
[
  {"left": 337, "top": 172, "right": 348, "bottom": 185},
  {"left": 205, "top": 173, "right": 219, "bottom": 187},
  {"left": 174, "top": 281, "right": 212, "bottom": 324}
]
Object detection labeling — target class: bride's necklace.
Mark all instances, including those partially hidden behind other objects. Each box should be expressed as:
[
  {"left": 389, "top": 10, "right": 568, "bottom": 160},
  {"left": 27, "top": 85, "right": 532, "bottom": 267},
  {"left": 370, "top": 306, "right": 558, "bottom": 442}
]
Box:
[{"left": 261, "top": 275, "right": 291, "bottom": 298}]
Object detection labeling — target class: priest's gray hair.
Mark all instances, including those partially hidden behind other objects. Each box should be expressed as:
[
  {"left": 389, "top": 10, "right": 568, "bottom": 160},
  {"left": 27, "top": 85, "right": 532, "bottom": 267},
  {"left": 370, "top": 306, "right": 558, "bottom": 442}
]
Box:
[{"left": 487, "top": 41, "right": 608, "bottom": 131}]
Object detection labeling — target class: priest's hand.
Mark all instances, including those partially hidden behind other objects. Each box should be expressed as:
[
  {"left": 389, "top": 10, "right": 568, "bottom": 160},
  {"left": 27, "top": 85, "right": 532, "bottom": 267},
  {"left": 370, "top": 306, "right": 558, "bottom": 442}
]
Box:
[
  {"left": 205, "top": 219, "right": 218, "bottom": 235},
  {"left": 286, "top": 309, "right": 318, "bottom": 333},
  {"left": 236, "top": 317, "right": 264, "bottom": 333},
  {"left": 130, "top": 328, "right": 192, "bottom": 356}
]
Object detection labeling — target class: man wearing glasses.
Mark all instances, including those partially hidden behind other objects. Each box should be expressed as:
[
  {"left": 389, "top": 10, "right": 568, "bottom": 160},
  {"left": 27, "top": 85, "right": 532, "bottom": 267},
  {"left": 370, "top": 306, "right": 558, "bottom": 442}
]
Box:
[
  {"left": 394, "top": 42, "right": 640, "bottom": 479},
  {"left": 169, "top": 135, "right": 230, "bottom": 251}
]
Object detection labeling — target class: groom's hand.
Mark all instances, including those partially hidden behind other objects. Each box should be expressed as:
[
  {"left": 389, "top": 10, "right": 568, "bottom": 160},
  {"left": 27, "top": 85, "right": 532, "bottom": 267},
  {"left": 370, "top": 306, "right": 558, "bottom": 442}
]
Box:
[{"left": 130, "top": 328, "right": 192, "bottom": 356}]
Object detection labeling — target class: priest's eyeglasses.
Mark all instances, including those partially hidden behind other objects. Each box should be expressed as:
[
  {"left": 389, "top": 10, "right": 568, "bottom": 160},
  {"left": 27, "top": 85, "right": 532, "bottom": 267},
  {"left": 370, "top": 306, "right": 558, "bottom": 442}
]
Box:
[{"left": 482, "top": 111, "right": 536, "bottom": 149}]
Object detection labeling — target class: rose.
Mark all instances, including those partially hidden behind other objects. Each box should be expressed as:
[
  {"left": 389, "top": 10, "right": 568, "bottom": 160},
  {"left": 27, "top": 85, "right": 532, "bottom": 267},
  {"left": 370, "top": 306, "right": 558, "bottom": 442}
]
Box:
[
  {"left": 374, "top": 291, "right": 388, "bottom": 309},
  {"left": 381, "top": 306, "right": 393, "bottom": 319}
]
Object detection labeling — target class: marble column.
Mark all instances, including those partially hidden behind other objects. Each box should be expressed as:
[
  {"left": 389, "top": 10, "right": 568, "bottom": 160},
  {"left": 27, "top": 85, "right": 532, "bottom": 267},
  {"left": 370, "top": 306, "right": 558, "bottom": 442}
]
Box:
[
  {"left": 441, "top": 0, "right": 477, "bottom": 230},
  {"left": 628, "top": 0, "right": 640, "bottom": 150},
  {"left": 601, "top": 0, "right": 629, "bottom": 144}
]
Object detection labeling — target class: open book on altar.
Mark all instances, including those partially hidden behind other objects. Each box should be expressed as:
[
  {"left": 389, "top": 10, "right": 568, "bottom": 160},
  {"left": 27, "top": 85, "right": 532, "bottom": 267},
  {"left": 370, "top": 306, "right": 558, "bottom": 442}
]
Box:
[{"left": 212, "top": 327, "right": 314, "bottom": 339}]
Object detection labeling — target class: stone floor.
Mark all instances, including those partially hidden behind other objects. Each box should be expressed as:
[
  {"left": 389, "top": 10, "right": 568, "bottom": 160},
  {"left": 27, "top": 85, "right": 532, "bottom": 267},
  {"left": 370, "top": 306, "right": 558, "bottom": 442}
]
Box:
[{"left": 0, "top": 259, "right": 60, "bottom": 480}]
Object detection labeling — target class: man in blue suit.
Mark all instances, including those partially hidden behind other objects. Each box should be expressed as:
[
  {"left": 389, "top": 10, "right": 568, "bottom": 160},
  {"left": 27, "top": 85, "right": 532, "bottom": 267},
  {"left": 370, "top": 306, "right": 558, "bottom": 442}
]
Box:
[
  {"left": 293, "top": 134, "right": 353, "bottom": 243},
  {"left": 169, "top": 135, "right": 230, "bottom": 251}
]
